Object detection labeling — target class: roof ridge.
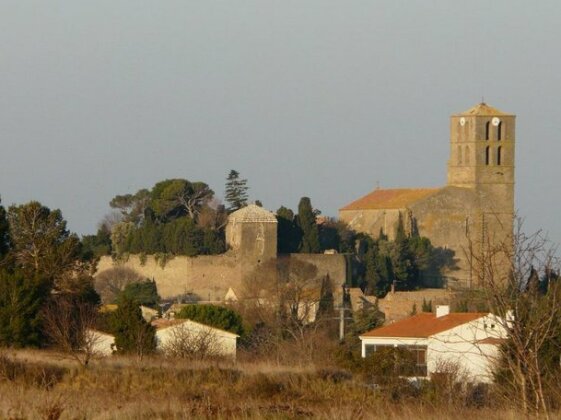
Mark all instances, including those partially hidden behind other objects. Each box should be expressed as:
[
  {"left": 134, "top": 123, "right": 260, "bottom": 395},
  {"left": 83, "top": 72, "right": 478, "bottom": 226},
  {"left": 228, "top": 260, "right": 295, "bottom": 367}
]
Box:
[
  {"left": 340, "top": 187, "right": 440, "bottom": 211},
  {"left": 360, "top": 312, "right": 488, "bottom": 339}
]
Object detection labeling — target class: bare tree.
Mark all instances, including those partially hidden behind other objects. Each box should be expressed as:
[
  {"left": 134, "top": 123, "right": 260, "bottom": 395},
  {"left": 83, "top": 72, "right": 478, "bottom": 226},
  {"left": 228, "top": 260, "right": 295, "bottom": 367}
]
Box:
[
  {"left": 197, "top": 199, "right": 228, "bottom": 231},
  {"left": 469, "top": 218, "right": 561, "bottom": 416},
  {"left": 94, "top": 266, "right": 144, "bottom": 303},
  {"left": 161, "top": 324, "right": 220, "bottom": 360},
  {"left": 238, "top": 257, "right": 335, "bottom": 363},
  {"left": 42, "top": 297, "right": 101, "bottom": 367}
]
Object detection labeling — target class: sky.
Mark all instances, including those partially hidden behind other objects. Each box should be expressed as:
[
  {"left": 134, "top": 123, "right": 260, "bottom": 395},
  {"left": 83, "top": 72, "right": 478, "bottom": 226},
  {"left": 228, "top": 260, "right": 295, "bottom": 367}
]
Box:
[{"left": 0, "top": 1, "right": 560, "bottom": 246}]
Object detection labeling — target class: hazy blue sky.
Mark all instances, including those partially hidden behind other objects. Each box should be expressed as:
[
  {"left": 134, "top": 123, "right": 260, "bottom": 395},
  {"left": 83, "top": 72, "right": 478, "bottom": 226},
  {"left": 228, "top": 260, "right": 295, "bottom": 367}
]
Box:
[{"left": 1, "top": 1, "right": 560, "bottom": 246}]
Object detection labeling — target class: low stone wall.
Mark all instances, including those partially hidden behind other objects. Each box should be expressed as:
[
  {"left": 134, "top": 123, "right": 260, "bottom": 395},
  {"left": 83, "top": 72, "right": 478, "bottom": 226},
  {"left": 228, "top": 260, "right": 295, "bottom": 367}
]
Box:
[
  {"left": 378, "top": 288, "right": 455, "bottom": 323},
  {"left": 288, "top": 253, "right": 348, "bottom": 285}
]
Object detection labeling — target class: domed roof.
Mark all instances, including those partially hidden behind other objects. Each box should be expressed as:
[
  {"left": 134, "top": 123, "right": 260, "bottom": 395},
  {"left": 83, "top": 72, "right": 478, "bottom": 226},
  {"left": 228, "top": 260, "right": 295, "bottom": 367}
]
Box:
[
  {"left": 455, "top": 102, "right": 513, "bottom": 117},
  {"left": 228, "top": 204, "right": 277, "bottom": 223}
]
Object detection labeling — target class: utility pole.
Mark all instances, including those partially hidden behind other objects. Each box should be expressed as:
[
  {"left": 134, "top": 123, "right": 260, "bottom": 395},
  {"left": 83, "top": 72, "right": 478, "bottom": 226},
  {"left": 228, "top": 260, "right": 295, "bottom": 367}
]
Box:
[{"left": 338, "top": 283, "right": 353, "bottom": 341}]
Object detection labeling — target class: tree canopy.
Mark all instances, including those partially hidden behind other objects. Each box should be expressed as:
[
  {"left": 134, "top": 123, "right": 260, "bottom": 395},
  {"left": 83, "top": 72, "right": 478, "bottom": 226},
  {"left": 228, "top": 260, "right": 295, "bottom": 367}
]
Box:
[
  {"left": 151, "top": 179, "right": 214, "bottom": 221},
  {"left": 108, "top": 179, "right": 225, "bottom": 257},
  {"left": 296, "top": 197, "right": 320, "bottom": 253},
  {"left": 7, "top": 201, "right": 84, "bottom": 285},
  {"left": 176, "top": 304, "right": 244, "bottom": 336},
  {"left": 0, "top": 197, "right": 9, "bottom": 259},
  {"left": 119, "top": 280, "right": 160, "bottom": 308},
  {"left": 0, "top": 269, "right": 50, "bottom": 347},
  {"left": 110, "top": 296, "right": 156, "bottom": 357},
  {"left": 361, "top": 213, "right": 453, "bottom": 296}
]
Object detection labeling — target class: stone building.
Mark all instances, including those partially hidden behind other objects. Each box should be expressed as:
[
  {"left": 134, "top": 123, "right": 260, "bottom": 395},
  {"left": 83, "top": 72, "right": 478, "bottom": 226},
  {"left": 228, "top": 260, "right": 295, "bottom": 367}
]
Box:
[
  {"left": 96, "top": 204, "right": 347, "bottom": 301},
  {"left": 225, "top": 203, "right": 278, "bottom": 263},
  {"left": 339, "top": 103, "right": 515, "bottom": 288}
]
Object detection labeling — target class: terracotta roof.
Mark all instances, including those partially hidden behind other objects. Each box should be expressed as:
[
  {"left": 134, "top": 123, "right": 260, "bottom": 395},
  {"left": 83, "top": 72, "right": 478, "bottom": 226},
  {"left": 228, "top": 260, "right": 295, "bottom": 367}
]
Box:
[
  {"left": 360, "top": 312, "right": 487, "bottom": 339},
  {"left": 340, "top": 188, "right": 439, "bottom": 211},
  {"left": 455, "top": 103, "right": 512, "bottom": 117}
]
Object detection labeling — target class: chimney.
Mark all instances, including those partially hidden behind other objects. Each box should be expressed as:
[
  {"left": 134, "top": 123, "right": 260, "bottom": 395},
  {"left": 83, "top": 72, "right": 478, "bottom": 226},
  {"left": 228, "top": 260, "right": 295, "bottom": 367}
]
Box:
[{"left": 436, "top": 305, "right": 450, "bottom": 318}]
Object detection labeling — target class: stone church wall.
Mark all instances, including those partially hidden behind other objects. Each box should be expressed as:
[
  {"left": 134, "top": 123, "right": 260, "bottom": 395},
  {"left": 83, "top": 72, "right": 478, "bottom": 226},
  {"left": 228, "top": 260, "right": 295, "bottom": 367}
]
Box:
[{"left": 338, "top": 209, "right": 403, "bottom": 240}]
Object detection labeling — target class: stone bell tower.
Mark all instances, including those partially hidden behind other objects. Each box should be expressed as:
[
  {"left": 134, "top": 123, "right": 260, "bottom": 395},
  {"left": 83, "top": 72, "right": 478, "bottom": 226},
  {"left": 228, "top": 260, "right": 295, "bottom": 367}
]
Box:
[{"left": 448, "top": 103, "right": 516, "bottom": 280}]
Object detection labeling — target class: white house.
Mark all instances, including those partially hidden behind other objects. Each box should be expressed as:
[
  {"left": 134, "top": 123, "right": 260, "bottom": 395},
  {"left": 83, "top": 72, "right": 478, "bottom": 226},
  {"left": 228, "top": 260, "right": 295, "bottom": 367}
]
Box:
[
  {"left": 140, "top": 305, "right": 159, "bottom": 322},
  {"left": 359, "top": 305, "right": 507, "bottom": 383},
  {"left": 85, "top": 329, "right": 115, "bottom": 357},
  {"left": 153, "top": 319, "right": 239, "bottom": 359}
]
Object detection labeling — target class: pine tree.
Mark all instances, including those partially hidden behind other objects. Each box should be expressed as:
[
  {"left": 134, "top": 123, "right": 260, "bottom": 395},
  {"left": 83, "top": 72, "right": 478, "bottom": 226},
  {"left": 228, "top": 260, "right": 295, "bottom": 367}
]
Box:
[
  {"left": 0, "top": 270, "right": 50, "bottom": 347},
  {"left": 224, "top": 170, "right": 249, "bottom": 213}
]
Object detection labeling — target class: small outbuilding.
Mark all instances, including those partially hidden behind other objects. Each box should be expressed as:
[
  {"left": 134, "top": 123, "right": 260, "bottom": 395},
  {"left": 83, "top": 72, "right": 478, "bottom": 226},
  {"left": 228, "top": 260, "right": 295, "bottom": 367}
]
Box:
[
  {"left": 359, "top": 305, "right": 507, "bottom": 383},
  {"left": 85, "top": 329, "right": 115, "bottom": 357},
  {"left": 153, "top": 319, "right": 239, "bottom": 359}
]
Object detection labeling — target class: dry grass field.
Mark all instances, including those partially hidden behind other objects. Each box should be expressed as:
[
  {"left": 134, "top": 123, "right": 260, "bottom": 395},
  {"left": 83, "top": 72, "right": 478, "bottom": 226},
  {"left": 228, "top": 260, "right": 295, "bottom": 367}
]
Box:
[{"left": 0, "top": 349, "right": 531, "bottom": 419}]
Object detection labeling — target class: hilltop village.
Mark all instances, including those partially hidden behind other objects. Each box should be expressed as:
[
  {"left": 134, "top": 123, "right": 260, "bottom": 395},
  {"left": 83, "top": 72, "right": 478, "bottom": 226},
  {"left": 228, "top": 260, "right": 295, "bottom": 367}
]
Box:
[
  {"left": 4, "top": 103, "right": 561, "bottom": 417},
  {"left": 96, "top": 102, "right": 516, "bottom": 318}
]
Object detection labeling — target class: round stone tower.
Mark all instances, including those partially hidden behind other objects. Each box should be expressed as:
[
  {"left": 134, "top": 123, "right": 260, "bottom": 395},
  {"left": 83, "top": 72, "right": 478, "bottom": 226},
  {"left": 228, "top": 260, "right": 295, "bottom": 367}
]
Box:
[{"left": 225, "top": 204, "right": 278, "bottom": 263}]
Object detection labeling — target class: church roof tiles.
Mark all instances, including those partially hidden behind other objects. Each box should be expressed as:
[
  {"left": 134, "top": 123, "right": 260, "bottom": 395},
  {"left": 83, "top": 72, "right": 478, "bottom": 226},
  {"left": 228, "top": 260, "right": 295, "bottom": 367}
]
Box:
[
  {"left": 456, "top": 102, "right": 512, "bottom": 117},
  {"left": 340, "top": 188, "right": 439, "bottom": 211}
]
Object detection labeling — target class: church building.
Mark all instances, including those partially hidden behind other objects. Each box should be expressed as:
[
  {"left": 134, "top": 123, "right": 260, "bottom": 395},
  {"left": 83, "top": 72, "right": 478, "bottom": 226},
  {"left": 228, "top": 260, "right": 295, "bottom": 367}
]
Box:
[{"left": 339, "top": 103, "right": 515, "bottom": 288}]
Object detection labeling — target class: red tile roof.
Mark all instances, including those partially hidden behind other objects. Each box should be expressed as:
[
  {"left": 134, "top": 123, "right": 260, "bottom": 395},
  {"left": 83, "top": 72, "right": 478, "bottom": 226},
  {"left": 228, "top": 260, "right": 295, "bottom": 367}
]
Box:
[
  {"left": 360, "top": 312, "right": 487, "bottom": 339},
  {"left": 340, "top": 188, "right": 439, "bottom": 211}
]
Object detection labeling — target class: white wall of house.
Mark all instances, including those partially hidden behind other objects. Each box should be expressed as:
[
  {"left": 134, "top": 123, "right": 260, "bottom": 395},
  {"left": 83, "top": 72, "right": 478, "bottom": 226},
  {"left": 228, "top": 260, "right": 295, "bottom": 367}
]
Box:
[
  {"left": 155, "top": 320, "right": 238, "bottom": 358},
  {"left": 428, "top": 315, "right": 506, "bottom": 383},
  {"left": 86, "top": 329, "right": 115, "bottom": 357}
]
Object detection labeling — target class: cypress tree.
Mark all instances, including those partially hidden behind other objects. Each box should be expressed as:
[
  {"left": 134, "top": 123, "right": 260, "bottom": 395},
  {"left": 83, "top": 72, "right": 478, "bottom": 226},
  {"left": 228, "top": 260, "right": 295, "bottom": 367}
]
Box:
[
  {"left": 391, "top": 213, "right": 416, "bottom": 289},
  {"left": 365, "top": 245, "right": 394, "bottom": 297},
  {"left": 276, "top": 206, "right": 301, "bottom": 254},
  {"left": 296, "top": 197, "right": 320, "bottom": 253},
  {"left": 0, "top": 198, "right": 9, "bottom": 259},
  {"left": 224, "top": 170, "right": 249, "bottom": 213},
  {"left": 110, "top": 296, "right": 156, "bottom": 356}
]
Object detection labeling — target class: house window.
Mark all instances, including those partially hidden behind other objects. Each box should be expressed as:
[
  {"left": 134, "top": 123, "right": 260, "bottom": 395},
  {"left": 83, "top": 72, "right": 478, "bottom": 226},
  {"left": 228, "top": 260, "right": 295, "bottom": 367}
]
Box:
[
  {"left": 497, "top": 122, "right": 503, "bottom": 140},
  {"left": 403, "top": 345, "right": 427, "bottom": 377},
  {"left": 485, "top": 121, "right": 490, "bottom": 140},
  {"left": 465, "top": 146, "right": 470, "bottom": 164},
  {"left": 497, "top": 146, "right": 502, "bottom": 165},
  {"left": 457, "top": 146, "right": 462, "bottom": 165},
  {"left": 485, "top": 146, "right": 490, "bottom": 165},
  {"left": 364, "top": 344, "right": 428, "bottom": 377}
]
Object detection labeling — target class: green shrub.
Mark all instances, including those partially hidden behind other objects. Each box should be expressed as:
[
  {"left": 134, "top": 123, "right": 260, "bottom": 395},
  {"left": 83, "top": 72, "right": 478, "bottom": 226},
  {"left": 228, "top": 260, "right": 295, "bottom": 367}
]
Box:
[
  {"left": 119, "top": 280, "right": 160, "bottom": 308},
  {"left": 176, "top": 304, "right": 244, "bottom": 336}
]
